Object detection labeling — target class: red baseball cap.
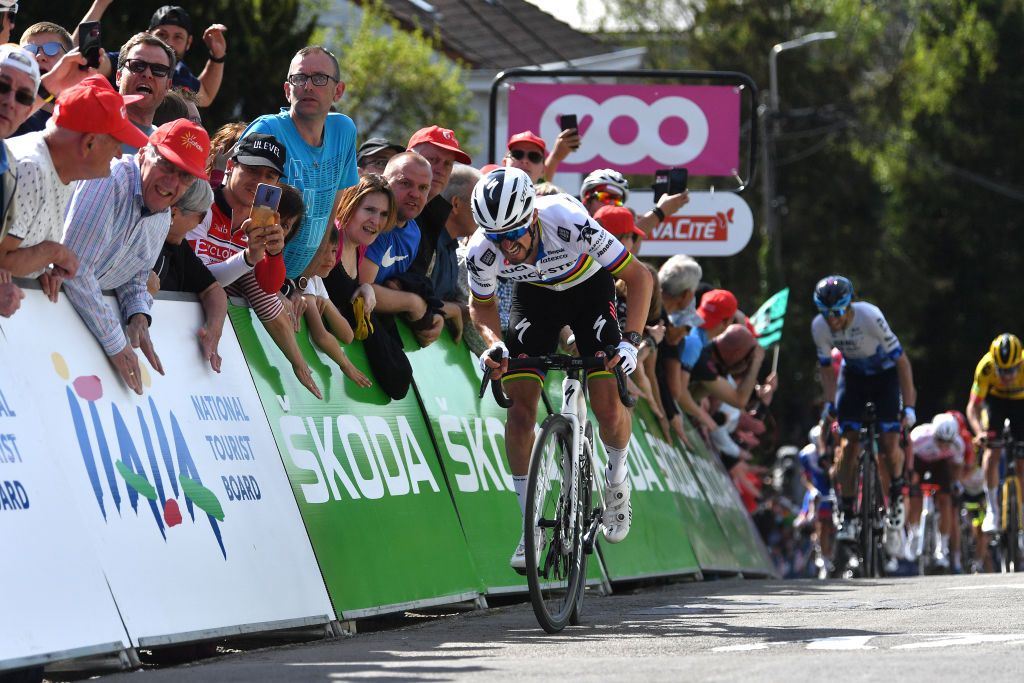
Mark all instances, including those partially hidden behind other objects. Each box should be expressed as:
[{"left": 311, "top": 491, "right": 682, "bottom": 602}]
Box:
[
  {"left": 594, "top": 205, "right": 644, "bottom": 237},
  {"left": 149, "top": 119, "right": 211, "bottom": 180},
  {"left": 697, "top": 289, "right": 738, "bottom": 330},
  {"left": 507, "top": 130, "right": 546, "bottom": 156},
  {"left": 407, "top": 125, "right": 471, "bottom": 165},
  {"left": 52, "top": 75, "right": 149, "bottom": 149}
]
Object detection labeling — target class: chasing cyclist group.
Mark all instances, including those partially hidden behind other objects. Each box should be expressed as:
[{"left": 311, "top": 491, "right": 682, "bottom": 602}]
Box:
[{"left": 804, "top": 274, "right": 1022, "bottom": 575}]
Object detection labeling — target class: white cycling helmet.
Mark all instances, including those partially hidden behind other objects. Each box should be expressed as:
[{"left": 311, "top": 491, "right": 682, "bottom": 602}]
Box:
[
  {"left": 0, "top": 1, "right": 17, "bottom": 11},
  {"left": 808, "top": 424, "right": 822, "bottom": 445},
  {"left": 471, "top": 167, "right": 535, "bottom": 233},
  {"left": 932, "top": 413, "right": 959, "bottom": 442},
  {"left": 580, "top": 168, "right": 629, "bottom": 202}
]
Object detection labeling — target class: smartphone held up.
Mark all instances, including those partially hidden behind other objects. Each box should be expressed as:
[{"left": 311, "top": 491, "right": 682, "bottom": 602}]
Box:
[
  {"left": 77, "top": 21, "right": 102, "bottom": 70},
  {"left": 249, "top": 183, "right": 282, "bottom": 231}
]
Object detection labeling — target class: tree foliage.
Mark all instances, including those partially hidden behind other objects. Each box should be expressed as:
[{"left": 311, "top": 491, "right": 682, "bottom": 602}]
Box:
[
  {"left": 15, "top": 0, "right": 323, "bottom": 131},
  {"left": 597, "top": 0, "right": 1024, "bottom": 445},
  {"left": 316, "top": 0, "right": 476, "bottom": 152}
]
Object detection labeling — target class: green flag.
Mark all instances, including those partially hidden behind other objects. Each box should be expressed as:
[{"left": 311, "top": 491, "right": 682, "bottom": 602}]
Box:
[{"left": 750, "top": 288, "right": 789, "bottom": 348}]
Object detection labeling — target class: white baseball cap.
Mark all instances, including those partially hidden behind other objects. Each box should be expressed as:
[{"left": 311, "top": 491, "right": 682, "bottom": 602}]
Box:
[{"left": 0, "top": 44, "right": 41, "bottom": 92}]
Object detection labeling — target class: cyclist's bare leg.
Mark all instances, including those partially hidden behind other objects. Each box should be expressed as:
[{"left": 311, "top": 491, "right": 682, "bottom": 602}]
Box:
[
  {"left": 879, "top": 431, "right": 904, "bottom": 493},
  {"left": 818, "top": 515, "right": 835, "bottom": 559},
  {"left": 503, "top": 379, "right": 543, "bottom": 477},
  {"left": 982, "top": 446, "right": 1000, "bottom": 490},
  {"left": 835, "top": 431, "right": 860, "bottom": 497},
  {"left": 589, "top": 376, "right": 630, "bottom": 449}
]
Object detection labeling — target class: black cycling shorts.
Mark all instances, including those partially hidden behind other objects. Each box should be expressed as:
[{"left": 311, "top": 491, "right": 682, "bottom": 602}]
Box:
[
  {"left": 836, "top": 366, "right": 902, "bottom": 433},
  {"left": 504, "top": 270, "right": 620, "bottom": 381},
  {"left": 985, "top": 397, "right": 1024, "bottom": 444},
  {"left": 913, "top": 457, "right": 953, "bottom": 494}
]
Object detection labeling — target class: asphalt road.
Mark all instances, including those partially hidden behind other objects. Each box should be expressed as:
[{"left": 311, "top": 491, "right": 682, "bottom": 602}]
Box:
[{"left": 92, "top": 573, "right": 1024, "bottom": 682}]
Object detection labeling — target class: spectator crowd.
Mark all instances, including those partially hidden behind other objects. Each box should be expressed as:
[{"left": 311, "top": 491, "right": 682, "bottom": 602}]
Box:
[{"left": 0, "top": 3, "right": 778, "bottom": 503}]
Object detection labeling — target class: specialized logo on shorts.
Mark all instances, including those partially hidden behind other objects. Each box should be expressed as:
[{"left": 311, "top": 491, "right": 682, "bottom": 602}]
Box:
[
  {"left": 576, "top": 222, "right": 599, "bottom": 245},
  {"left": 515, "top": 318, "right": 531, "bottom": 344},
  {"left": 593, "top": 315, "right": 607, "bottom": 341},
  {"left": 557, "top": 226, "right": 571, "bottom": 242},
  {"left": 480, "top": 249, "right": 496, "bottom": 266}
]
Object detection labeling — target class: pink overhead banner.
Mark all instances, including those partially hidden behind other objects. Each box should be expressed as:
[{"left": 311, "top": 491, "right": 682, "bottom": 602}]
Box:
[{"left": 507, "top": 83, "right": 741, "bottom": 176}]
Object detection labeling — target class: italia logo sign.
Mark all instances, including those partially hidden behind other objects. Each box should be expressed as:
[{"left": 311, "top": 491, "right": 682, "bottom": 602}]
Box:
[{"left": 54, "top": 353, "right": 228, "bottom": 559}]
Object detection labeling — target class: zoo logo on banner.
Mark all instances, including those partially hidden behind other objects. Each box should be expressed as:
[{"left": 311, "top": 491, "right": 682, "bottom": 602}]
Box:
[
  {"left": 54, "top": 353, "right": 228, "bottom": 559},
  {"left": 507, "top": 83, "right": 741, "bottom": 175}
]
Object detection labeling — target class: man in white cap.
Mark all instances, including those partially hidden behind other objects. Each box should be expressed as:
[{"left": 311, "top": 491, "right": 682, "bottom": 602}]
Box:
[{"left": 0, "top": 74, "right": 149, "bottom": 302}]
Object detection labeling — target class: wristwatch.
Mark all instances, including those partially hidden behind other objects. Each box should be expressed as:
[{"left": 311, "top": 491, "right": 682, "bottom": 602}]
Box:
[{"left": 623, "top": 331, "right": 643, "bottom": 348}]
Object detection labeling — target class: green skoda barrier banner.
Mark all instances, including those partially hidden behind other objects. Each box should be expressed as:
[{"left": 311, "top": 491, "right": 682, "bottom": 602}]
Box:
[
  {"left": 681, "top": 425, "right": 774, "bottom": 575},
  {"left": 229, "top": 307, "right": 483, "bottom": 617},
  {"left": 401, "top": 328, "right": 529, "bottom": 593},
  {"left": 543, "top": 373, "right": 703, "bottom": 581}
]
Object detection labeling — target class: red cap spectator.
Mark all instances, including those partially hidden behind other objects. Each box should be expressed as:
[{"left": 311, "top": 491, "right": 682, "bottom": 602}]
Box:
[
  {"left": 594, "top": 205, "right": 644, "bottom": 237},
  {"left": 507, "top": 130, "right": 546, "bottom": 156},
  {"left": 698, "top": 289, "right": 737, "bottom": 330},
  {"left": 149, "top": 119, "right": 211, "bottom": 180},
  {"left": 407, "top": 125, "right": 471, "bottom": 164},
  {"left": 52, "top": 75, "right": 149, "bottom": 148}
]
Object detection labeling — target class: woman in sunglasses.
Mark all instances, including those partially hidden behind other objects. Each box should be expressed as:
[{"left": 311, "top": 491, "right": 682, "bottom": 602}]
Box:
[
  {"left": 811, "top": 274, "right": 918, "bottom": 552},
  {"left": 466, "top": 167, "right": 653, "bottom": 568}
]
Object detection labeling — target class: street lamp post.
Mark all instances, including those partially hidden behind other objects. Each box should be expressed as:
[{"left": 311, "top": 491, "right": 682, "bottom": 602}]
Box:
[{"left": 761, "top": 31, "right": 837, "bottom": 289}]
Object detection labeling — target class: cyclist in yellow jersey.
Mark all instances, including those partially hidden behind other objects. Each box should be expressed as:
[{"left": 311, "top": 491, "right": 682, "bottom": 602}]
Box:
[{"left": 966, "top": 333, "right": 1024, "bottom": 532}]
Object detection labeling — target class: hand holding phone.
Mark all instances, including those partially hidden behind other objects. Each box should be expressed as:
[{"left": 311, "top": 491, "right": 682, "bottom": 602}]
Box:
[
  {"left": 559, "top": 114, "right": 580, "bottom": 150},
  {"left": 77, "top": 21, "right": 102, "bottom": 70},
  {"left": 668, "top": 167, "right": 688, "bottom": 195},
  {"left": 249, "top": 183, "right": 282, "bottom": 230}
]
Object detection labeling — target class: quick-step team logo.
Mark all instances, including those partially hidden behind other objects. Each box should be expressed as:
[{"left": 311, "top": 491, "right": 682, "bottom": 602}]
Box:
[{"left": 54, "top": 352, "right": 227, "bottom": 559}]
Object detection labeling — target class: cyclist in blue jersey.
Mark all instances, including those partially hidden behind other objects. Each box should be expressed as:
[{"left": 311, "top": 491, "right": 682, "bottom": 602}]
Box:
[
  {"left": 466, "top": 168, "right": 653, "bottom": 571},
  {"left": 811, "top": 275, "right": 917, "bottom": 548}
]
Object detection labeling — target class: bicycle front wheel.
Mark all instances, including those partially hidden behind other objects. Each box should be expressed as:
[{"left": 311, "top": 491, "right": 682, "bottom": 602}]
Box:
[
  {"left": 1005, "top": 479, "right": 1021, "bottom": 572},
  {"left": 525, "top": 414, "right": 585, "bottom": 633},
  {"left": 858, "top": 451, "right": 877, "bottom": 577}
]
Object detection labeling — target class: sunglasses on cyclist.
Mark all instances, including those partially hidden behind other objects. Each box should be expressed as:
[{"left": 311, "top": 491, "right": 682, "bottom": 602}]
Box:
[
  {"left": 123, "top": 58, "right": 172, "bottom": 78},
  {"left": 23, "top": 41, "right": 65, "bottom": 58},
  {"left": 587, "top": 190, "right": 624, "bottom": 207},
  {"left": 286, "top": 72, "right": 337, "bottom": 87},
  {"left": 509, "top": 148, "right": 544, "bottom": 164},
  {"left": 484, "top": 222, "right": 532, "bottom": 245},
  {"left": 817, "top": 305, "right": 847, "bottom": 318},
  {"left": 0, "top": 79, "right": 35, "bottom": 107},
  {"left": 997, "top": 365, "right": 1021, "bottom": 377}
]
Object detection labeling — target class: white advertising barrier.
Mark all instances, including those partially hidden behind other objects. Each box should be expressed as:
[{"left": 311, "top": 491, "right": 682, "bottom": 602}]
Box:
[
  {"left": 626, "top": 190, "right": 754, "bottom": 257},
  {"left": 0, "top": 345, "right": 130, "bottom": 671},
  {"left": 2, "top": 289, "right": 335, "bottom": 648}
]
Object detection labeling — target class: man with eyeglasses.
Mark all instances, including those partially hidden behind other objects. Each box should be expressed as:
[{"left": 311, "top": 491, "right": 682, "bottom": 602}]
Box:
[
  {"left": 242, "top": 45, "right": 357, "bottom": 283},
  {"left": 61, "top": 119, "right": 210, "bottom": 395},
  {"left": 467, "top": 168, "right": 653, "bottom": 567},
  {"left": 811, "top": 274, "right": 917, "bottom": 551},
  {"left": 13, "top": 22, "right": 72, "bottom": 137},
  {"left": 356, "top": 137, "right": 404, "bottom": 177},
  {"left": 115, "top": 33, "right": 176, "bottom": 153},
  {"left": 84, "top": 4, "right": 227, "bottom": 107},
  {"left": 967, "top": 333, "right": 1024, "bottom": 534}
]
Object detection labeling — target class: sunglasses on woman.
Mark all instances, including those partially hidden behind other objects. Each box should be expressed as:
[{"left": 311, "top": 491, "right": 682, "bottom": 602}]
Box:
[
  {"left": 509, "top": 148, "right": 544, "bottom": 164},
  {"left": 23, "top": 41, "right": 66, "bottom": 58}
]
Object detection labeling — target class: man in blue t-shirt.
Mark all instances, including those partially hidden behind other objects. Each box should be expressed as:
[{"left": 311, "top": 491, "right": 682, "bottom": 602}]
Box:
[
  {"left": 242, "top": 45, "right": 358, "bottom": 280},
  {"left": 676, "top": 288, "right": 737, "bottom": 431},
  {"left": 358, "top": 152, "right": 444, "bottom": 347}
]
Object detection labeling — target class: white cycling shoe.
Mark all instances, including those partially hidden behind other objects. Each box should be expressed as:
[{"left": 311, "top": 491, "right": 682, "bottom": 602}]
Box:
[
  {"left": 884, "top": 525, "right": 905, "bottom": 558},
  {"left": 835, "top": 514, "right": 859, "bottom": 543},
  {"left": 982, "top": 505, "right": 999, "bottom": 534},
  {"left": 602, "top": 477, "right": 632, "bottom": 544},
  {"left": 509, "top": 528, "right": 545, "bottom": 574}
]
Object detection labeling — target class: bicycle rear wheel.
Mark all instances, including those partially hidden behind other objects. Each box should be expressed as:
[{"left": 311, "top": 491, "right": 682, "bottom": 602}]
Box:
[{"left": 526, "top": 415, "right": 584, "bottom": 633}]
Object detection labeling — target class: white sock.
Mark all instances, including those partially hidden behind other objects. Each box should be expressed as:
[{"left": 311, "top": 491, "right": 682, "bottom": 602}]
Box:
[
  {"left": 986, "top": 486, "right": 999, "bottom": 513},
  {"left": 605, "top": 443, "right": 628, "bottom": 485},
  {"left": 513, "top": 475, "right": 528, "bottom": 517},
  {"left": 940, "top": 534, "right": 950, "bottom": 554}
]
